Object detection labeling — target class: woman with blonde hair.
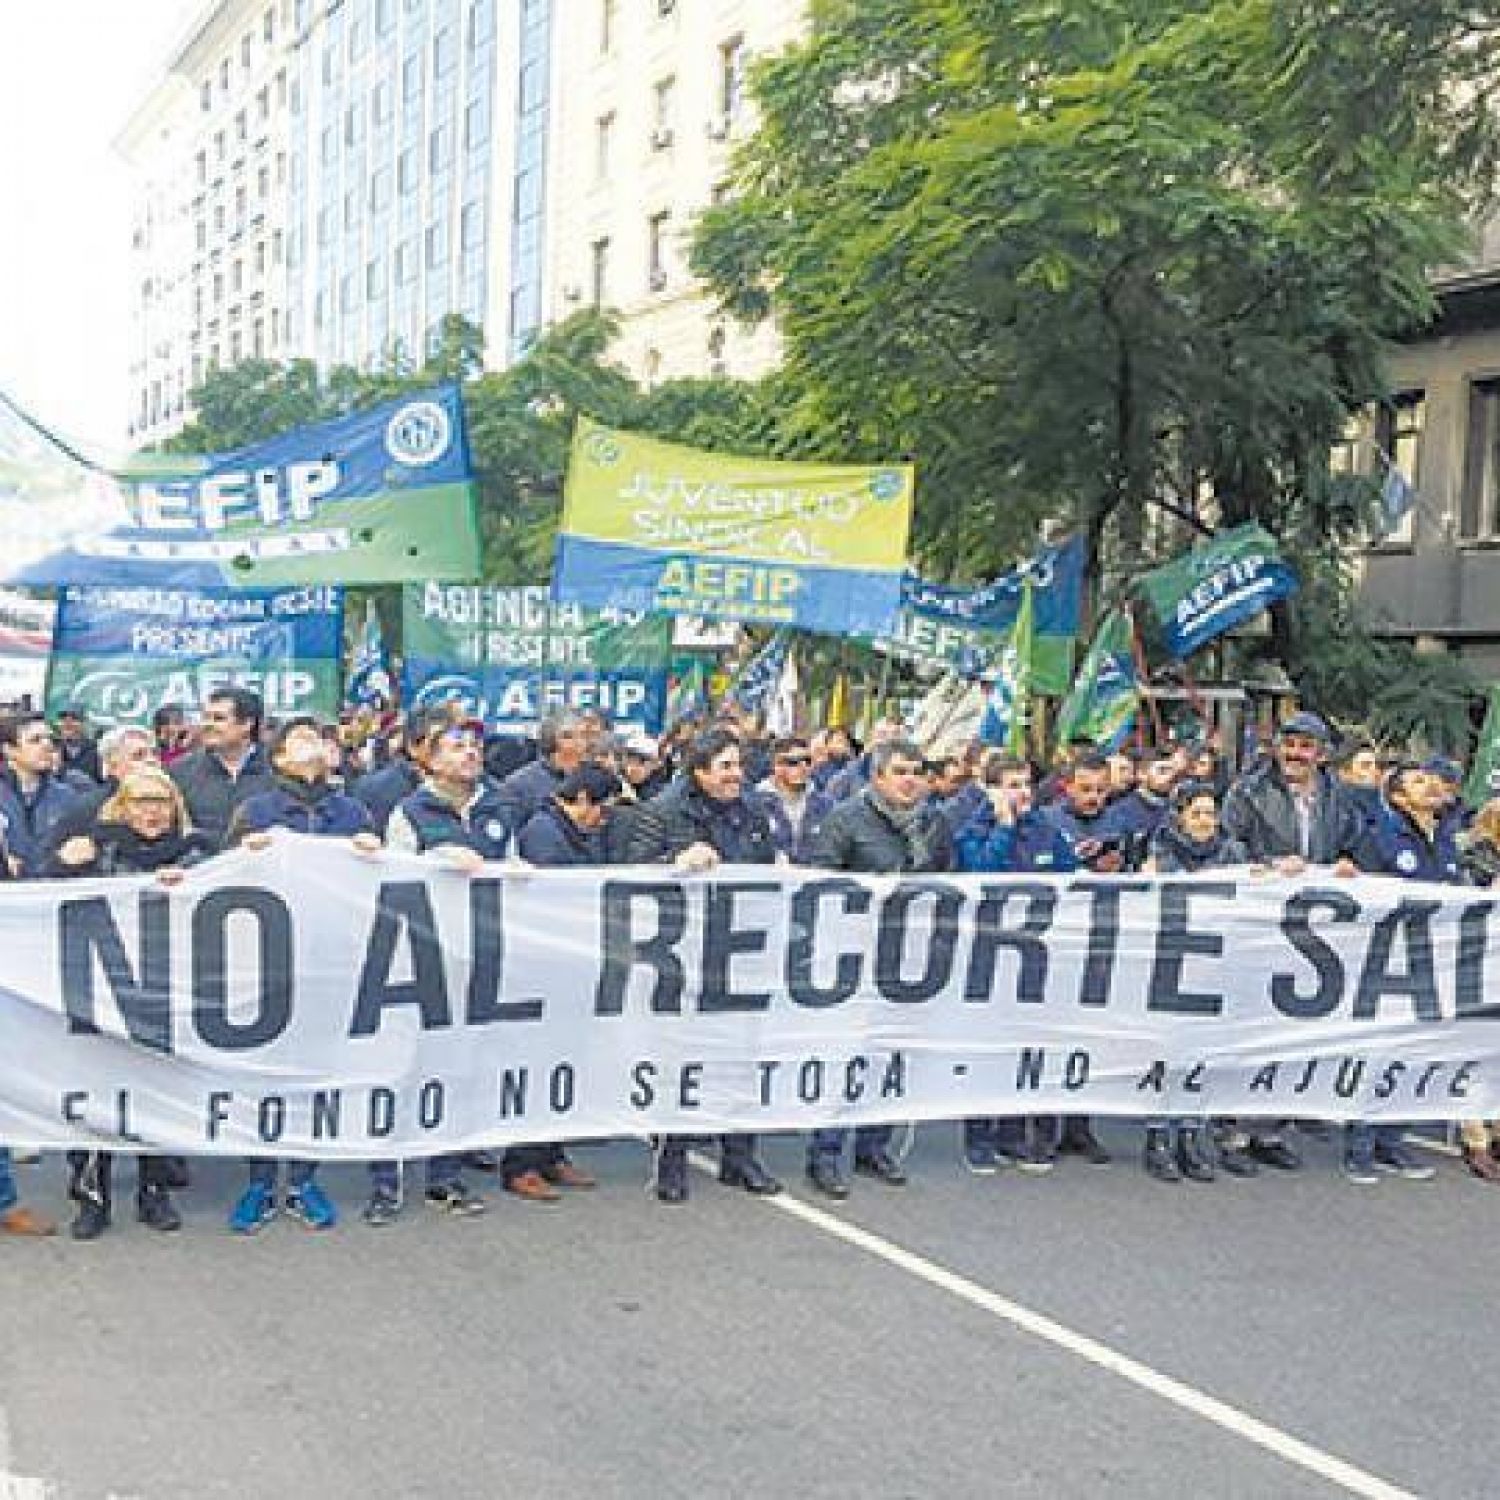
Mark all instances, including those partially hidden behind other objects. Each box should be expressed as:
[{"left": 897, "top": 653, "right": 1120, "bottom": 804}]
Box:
[{"left": 46, "top": 763, "right": 215, "bottom": 1238}]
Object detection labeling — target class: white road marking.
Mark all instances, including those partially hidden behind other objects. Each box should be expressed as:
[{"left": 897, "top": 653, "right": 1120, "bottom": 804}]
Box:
[
  {"left": 0, "top": 1407, "right": 53, "bottom": 1500},
  {"left": 690, "top": 1155, "right": 1414, "bottom": 1500}
]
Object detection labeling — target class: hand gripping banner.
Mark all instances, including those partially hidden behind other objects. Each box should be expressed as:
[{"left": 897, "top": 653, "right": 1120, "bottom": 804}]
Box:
[{"left": 1, "top": 835, "right": 1496, "bottom": 1156}]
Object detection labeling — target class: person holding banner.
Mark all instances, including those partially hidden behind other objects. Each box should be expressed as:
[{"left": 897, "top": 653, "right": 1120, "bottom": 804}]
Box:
[
  {"left": 39, "top": 725, "right": 158, "bottom": 862},
  {"left": 955, "top": 754, "right": 1076, "bottom": 1176},
  {"left": 1139, "top": 781, "right": 1253, "bottom": 1184},
  {"left": 624, "top": 727, "right": 783, "bottom": 1204},
  {"left": 368, "top": 714, "right": 512, "bottom": 1223},
  {"left": 222, "top": 718, "right": 380, "bottom": 1234},
  {"left": 1221, "top": 711, "right": 1365, "bottom": 1172},
  {"left": 46, "top": 766, "right": 215, "bottom": 1238},
  {"left": 168, "top": 688, "right": 273, "bottom": 847},
  {"left": 750, "top": 734, "right": 834, "bottom": 864},
  {"left": 503, "top": 763, "right": 624, "bottom": 1200},
  {"left": 805, "top": 737, "right": 955, "bottom": 1199},
  {"left": 1458, "top": 799, "right": 1500, "bottom": 1180},
  {"left": 1343, "top": 762, "right": 1458, "bottom": 1185}
]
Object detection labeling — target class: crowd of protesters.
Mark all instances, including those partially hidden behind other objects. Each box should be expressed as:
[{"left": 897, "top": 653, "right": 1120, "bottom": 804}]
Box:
[{"left": 2, "top": 687, "right": 1498, "bottom": 1242}]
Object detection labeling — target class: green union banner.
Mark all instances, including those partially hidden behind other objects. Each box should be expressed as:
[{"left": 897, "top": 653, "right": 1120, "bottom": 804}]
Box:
[
  {"left": 44, "top": 585, "right": 344, "bottom": 728},
  {"left": 401, "top": 583, "right": 672, "bottom": 735}
]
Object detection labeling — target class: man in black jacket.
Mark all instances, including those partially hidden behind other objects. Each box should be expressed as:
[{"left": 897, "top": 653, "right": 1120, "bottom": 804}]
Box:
[
  {"left": 805, "top": 737, "right": 954, "bottom": 1198},
  {"left": 168, "top": 687, "right": 274, "bottom": 846},
  {"left": 624, "top": 727, "right": 782, "bottom": 1203}
]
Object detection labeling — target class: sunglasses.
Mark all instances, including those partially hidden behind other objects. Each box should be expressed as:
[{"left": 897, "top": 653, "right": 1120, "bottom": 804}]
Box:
[{"left": 777, "top": 754, "right": 811, "bottom": 767}]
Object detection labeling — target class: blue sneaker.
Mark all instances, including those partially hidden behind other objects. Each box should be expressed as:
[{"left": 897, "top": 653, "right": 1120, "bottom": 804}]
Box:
[
  {"left": 285, "top": 1180, "right": 338, "bottom": 1230},
  {"left": 228, "top": 1181, "right": 278, "bottom": 1234}
]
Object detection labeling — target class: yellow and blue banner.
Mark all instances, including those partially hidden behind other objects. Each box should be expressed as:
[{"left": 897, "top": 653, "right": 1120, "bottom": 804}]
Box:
[{"left": 552, "top": 419, "right": 914, "bottom": 636}]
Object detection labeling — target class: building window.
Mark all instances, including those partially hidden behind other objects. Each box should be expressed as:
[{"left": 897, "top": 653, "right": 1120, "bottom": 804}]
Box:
[
  {"left": 367, "top": 259, "right": 387, "bottom": 299},
  {"left": 372, "top": 80, "right": 392, "bottom": 126},
  {"left": 590, "top": 237, "right": 609, "bottom": 307},
  {"left": 465, "top": 98, "right": 488, "bottom": 152},
  {"left": 263, "top": 7, "right": 274, "bottom": 42},
  {"left": 349, "top": 16, "right": 364, "bottom": 61},
  {"left": 718, "top": 36, "right": 745, "bottom": 123},
  {"left": 430, "top": 123, "right": 451, "bottom": 172},
  {"left": 598, "top": 0, "right": 615, "bottom": 54},
  {"left": 370, "top": 166, "right": 392, "bottom": 212},
  {"left": 236, "top": 109, "right": 248, "bottom": 144},
  {"left": 460, "top": 200, "right": 484, "bottom": 253},
  {"left": 376, "top": 0, "right": 394, "bottom": 34},
  {"left": 594, "top": 112, "right": 613, "bottom": 180},
  {"left": 396, "top": 237, "right": 416, "bottom": 284},
  {"left": 201, "top": 81, "right": 212, "bottom": 112},
  {"left": 241, "top": 33, "right": 252, "bottom": 69},
  {"left": 1375, "top": 391, "right": 1423, "bottom": 545},
  {"left": 708, "top": 326, "right": 727, "bottom": 378},
  {"left": 1462, "top": 378, "right": 1500, "bottom": 539},
  {"left": 426, "top": 220, "right": 447, "bottom": 268},
  {"left": 196, "top": 150, "right": 208, "bottom": 184},
  {"left": 257, "top": 85, "right": 270, "bottom": 122},
  {"left": 467, "top": 0, "right": 494, "bottom": 51},
  {"left": 647, "top": 210, "right": 670, "bottom": 289},
  {"left": 345, "top": 100, "right": 363, "bottom": 147},
  {"left": 652, "top": 78, "right": 675, "bottom": 148},
  {"left": 403, "top": 53, "right": 421, "bottom": 102},
  {"left": 398, "top": 145, "right": 419, "bottom": 194},
  {"left": 433, "top": 26, "right": 455, "bottom": 78}
]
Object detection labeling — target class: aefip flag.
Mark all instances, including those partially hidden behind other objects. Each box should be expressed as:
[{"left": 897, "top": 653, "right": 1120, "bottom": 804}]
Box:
[
  {"left": 978, "top": 580, "right": 1035, "bottom": 753},
  {"left": 0, "top": 386, "right": 480, "bottom": 587},
  {"left": 1135, "top": 524, "right": 1297, "bottom": 660},
  {"left": 1054, "top": 608, "right": 1139, "bottom": 751},
  {"left": 553, "top": 418, "right": 914, "bottom": 635}
]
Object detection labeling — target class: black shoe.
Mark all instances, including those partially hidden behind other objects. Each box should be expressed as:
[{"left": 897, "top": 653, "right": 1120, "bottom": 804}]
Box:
[
  {"left": 1061, "top": 1125, "right": 1111, "bottom": 1166},
  {"left": 70, "top": 1201, "right": 110, "bottom": 1241},
  {"left": 1247, "top": 1138, "right": 1301, "bottom": 1171},
  {"left": 1218, "top": 1145, "right": 1260, "bottom": 1177},
  {"left": 137, "top": 1187, "right": 182, "bottom": 1232},
  {"left": 1143, "top": 1131, "right": 1181, "bottom": 1183},
  {"left": 160, "top": 1157, "right": 191, "bottom": 1190},
  {"left": 720, "top": 1157, "right": 782, "bottom": 1196},
  {"left": 1176, "top": 1130, "right": 1216, "bottom": 1183},
  {"left": 854, "top": 1151, "right": 907, "bottom": 1186},
  {"left": 806, "top": 1160, "right": 850, "bottom": 1199}
]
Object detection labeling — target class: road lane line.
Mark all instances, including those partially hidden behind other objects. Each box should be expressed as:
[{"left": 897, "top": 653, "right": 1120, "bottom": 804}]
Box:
[{"left": 689, "top": 1156, "right": 1414, "bottom": 1500}]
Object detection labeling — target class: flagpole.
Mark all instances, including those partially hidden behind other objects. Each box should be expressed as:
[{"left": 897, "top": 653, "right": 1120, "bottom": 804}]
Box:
[{"left": 1125, "top": 601, "right": 1165, "bottom": 745}]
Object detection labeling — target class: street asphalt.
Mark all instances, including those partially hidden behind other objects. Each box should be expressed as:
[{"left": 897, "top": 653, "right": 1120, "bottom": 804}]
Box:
[{"left": 1, "top": 1122, "right": 1496, "bottom": 1499}]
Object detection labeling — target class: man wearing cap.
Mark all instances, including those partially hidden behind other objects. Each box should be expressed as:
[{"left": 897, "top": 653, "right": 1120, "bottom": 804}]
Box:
[{"left": 1221, "top": 710, "right": 1365, "bottom": 1170}]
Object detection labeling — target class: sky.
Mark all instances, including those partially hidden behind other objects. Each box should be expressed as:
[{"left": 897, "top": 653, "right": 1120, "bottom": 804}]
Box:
[{"left": 0, "top": 1, "right": 207, "bottom": 458}]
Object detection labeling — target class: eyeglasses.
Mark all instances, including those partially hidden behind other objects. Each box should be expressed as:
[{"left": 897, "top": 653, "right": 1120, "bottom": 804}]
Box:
[
  {"left": 435, "top": 730, "right": 481, "bottom": 750},
  {"left": 125, "top": 794, "right": 175, "bottom": 807},
  {"left": 777, "top": 755, "right": 811, "bottom": 767}
]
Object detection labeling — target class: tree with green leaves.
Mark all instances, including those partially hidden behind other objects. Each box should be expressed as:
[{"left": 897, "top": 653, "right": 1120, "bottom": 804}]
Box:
[{"left": 693, "top": 0, "right": 1499, "bottom": 621}]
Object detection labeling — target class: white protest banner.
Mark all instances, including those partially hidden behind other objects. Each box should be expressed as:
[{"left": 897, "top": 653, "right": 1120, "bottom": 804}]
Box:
[{"left": 0, "top": 833, "right": 1496, "bottom": 1155}]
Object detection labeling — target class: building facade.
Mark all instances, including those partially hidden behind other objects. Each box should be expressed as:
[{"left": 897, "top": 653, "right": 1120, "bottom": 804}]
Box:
[
  {"left": 1353, "top": 218, "right": 1500, "bottom": 680},
  {"left": 542, "top": 0, "right": 807, "bottom": 386},
  {"left": 120, "top": 0, "right": 539, "bottom": 444}
]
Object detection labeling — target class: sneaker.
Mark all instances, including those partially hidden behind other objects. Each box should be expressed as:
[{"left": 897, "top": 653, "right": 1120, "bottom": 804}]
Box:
[
  {"left": 1143, "top": 1131, "right": 1181, "bottom": 1182},
  {"left": 964, "top": 1143, "right": 1001, "bottom": 1176},
  {"left": 285, "top": 1180, "right": 338, "bottom": 1230},
  {"left": 362, "top": 1188, "right": 402, "bottom": 1227},
  {"left": 425, "top": 1181, "right": 487, "bottom": 1217},
  {"left": 1246, "top": 1137, "right": 1301, "bottom": 1171},
  {"left": 1015, "top": 1142, "right": 1056, "bottom": 1175},
  {"left": 228, "top": 1181, "right": 278, "bottom": 1235},
  {"left": 137, "top": 1186, "right": 182, "bottom": 1233},
  {"left": 1343, "top": 1156, "right": 1379, "bottom": 1186},
  {"left": 1060, "top": 1124, "right": 1111, "bottom": 1166},
  {"left": 1373, "top": 1143, "right": 1436, "bottom": 1182},
  {"left": 70, "top": 1201, "right": 111, "bottom": 1241},
  {"left": 1217, "top": 1145, "right": 1260, "bottom": 1178},
  {"left": 806, "top": 1159, "right": 850, "bottom": 1199}
]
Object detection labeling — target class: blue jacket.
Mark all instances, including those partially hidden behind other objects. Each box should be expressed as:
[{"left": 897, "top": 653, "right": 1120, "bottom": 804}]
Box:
[
  {"left": 935, "top": 780, "right": 989, "bottom": 838},
  {"left": 1041, "top": 799, "right": 1130, "bottom": 868},
  {"left": 749, "top": 780, "right": 835, "bottom": 864},
  {"left": 230, "top": 777, "right": 373, "bottom": 842},
  {"left": 518, "top": 801, "right": 605, "bottom": 867},
  {"left": 956, "top": 805, "right": 1078, "bottom": 875},
  {"left": 496, "top": 757, "right": 565, "bottom": 828},
  {"left": 352, "top": 759, "right": 422, "bottom": 834},
  {"left": 1353, "top": 799, "right": 1464, "bottom": 884},
  {"left": 0, "top": 770, "right": 79, "bottom": 876},
  {"left": 393, "top": 781, "right": 514, "bottom": 860},
  {"left": 1109, "top": 790, "right": 1171, "bottom": 844}
]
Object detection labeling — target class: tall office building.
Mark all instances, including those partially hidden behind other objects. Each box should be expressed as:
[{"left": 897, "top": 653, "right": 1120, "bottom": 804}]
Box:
[
  {"left": 119, "top": 0, "right": 298, "bottom": 444},
  {"left": 120, "top": 0, "right": 541, "bottom": 443},
  {"left": 542, "top": 0, "right": 808, "bottom": 386}
]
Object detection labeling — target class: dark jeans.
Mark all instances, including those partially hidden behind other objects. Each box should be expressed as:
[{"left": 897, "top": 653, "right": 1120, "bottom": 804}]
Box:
[
  {"left": 247, "top": 1159, "right": 317, "bottom": 1190},
  {"left": 502, "top": 1143, "right": 564, "bottom": 1183},
  {"left": 807, "top": 1124, "right": 893, "bottom": 1168},
  {"left": 368, "top": 1155, "right": 466, "bottom": 1195},
  {"left": 67, "top": 1151, "right": 173, "bottom": 1207}
]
